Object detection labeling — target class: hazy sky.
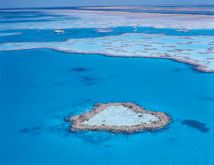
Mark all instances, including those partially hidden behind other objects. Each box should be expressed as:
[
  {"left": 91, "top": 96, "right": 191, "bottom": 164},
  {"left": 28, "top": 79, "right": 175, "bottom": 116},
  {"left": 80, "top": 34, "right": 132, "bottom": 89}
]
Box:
[{"left": 0, "top": 0, "right": 214, "bottom": 9}]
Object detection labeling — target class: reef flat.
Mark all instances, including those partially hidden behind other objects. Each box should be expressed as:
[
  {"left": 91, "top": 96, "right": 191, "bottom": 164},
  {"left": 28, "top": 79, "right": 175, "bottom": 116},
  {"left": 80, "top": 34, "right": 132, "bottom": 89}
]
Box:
[
  {"left": 68, "top": 103, "right": 170, "bottom": 133},
  {"left": 1, "top": 33, "right": 213, "bottom": 72}
]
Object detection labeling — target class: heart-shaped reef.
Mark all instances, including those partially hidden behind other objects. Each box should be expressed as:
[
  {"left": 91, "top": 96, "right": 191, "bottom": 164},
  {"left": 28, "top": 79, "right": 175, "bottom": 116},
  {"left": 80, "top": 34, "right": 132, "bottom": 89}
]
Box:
[{"left": 67, "top": 103, "right": 170, "bottom": 133}]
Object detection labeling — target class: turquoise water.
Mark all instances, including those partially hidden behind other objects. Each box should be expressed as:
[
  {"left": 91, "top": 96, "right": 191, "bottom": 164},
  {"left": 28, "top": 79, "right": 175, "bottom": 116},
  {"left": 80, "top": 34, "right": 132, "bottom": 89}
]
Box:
[
  {"left": 1, "top": 27, "right": 214, "bottom": 43},
  {"left": 0, "top": 8, "right": 214, "bottom": 165},
  {"left": 0, "top": 49, "right": 214, "bottom": 165}
]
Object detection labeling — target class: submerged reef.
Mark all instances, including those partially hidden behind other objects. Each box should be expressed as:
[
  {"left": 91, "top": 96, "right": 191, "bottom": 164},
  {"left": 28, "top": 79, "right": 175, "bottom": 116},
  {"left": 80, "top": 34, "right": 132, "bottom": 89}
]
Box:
[
  {"left": 182, "top": 120, "right": 210, "bottom": 133},
  {"left": 67, "top": 103, "right": 170, "bottom": 133},
  {"left": 72, "top": 67, "right": 89, "bottom": 72},
  {"left": 20, "top": 126, "right": 42, "bottom": 135}
]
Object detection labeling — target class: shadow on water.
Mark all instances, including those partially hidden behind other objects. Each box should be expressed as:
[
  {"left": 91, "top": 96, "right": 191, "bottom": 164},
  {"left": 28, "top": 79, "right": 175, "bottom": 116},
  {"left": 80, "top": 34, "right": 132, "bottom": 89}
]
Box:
[{"left": 182, "top": 120, "right": 210, "bottom": 133}]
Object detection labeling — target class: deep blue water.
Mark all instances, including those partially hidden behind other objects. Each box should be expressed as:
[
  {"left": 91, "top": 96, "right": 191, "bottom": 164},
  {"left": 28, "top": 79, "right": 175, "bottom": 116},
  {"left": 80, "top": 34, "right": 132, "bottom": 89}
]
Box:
[{"left": 0, "top": 49, "right": 214, "bottom": 165}]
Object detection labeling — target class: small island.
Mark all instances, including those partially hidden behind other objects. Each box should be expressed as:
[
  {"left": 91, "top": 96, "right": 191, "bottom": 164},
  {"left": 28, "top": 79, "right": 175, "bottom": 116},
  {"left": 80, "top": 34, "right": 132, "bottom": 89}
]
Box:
[{"left": 67, "top": 103, "right": 170, "bottom": 133}]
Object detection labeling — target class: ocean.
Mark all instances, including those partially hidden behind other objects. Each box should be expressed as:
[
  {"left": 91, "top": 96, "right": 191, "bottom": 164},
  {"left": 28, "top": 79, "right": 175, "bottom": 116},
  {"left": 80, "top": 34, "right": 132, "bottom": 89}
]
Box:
[{"left": 0, "top": 7, "right": 214, "bottom": 165}]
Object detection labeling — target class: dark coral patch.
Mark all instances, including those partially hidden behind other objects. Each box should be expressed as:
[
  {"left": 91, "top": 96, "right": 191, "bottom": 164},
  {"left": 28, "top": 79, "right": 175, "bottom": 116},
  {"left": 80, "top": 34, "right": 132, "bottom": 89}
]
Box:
[
  {"left": 71, "top": 67, "right": 89, "bottom": 72},
  {"left": 20, "top": 128, "right": 31, "bottom": 133},
  {"left": 168, "top": 137, "right": 176, "bottom": 142},
  {"left": 203, "top": 97, "right": 214, "bottom": 101},
  {"left": 20, "top": 126, "right": 42, "bottom": 135},
  {"left": 182, "top": 120, "right": 210, "bottom": 133},
  {"left": 172, "top": 68, "right": 184, "bottom": 73}
]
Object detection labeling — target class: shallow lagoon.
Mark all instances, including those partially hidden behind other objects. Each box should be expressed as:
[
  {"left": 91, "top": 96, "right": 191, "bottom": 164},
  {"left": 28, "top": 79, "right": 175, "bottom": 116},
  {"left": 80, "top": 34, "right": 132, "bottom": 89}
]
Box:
[{"left": 0, "top": 49, "right": 214, "bottom": 165}]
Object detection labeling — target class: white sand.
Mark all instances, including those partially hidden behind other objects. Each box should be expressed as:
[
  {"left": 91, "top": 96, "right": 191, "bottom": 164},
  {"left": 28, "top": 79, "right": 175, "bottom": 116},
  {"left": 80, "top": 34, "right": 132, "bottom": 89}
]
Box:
[{"left": 83, "top": 105, "right": 159, "bottom": 126}]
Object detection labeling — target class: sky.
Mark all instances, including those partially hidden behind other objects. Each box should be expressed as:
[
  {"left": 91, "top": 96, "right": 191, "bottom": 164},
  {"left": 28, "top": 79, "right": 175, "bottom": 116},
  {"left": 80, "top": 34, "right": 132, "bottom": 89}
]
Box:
[{"left": 0, "top": 0, "right": 214, "bottom": 9}]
